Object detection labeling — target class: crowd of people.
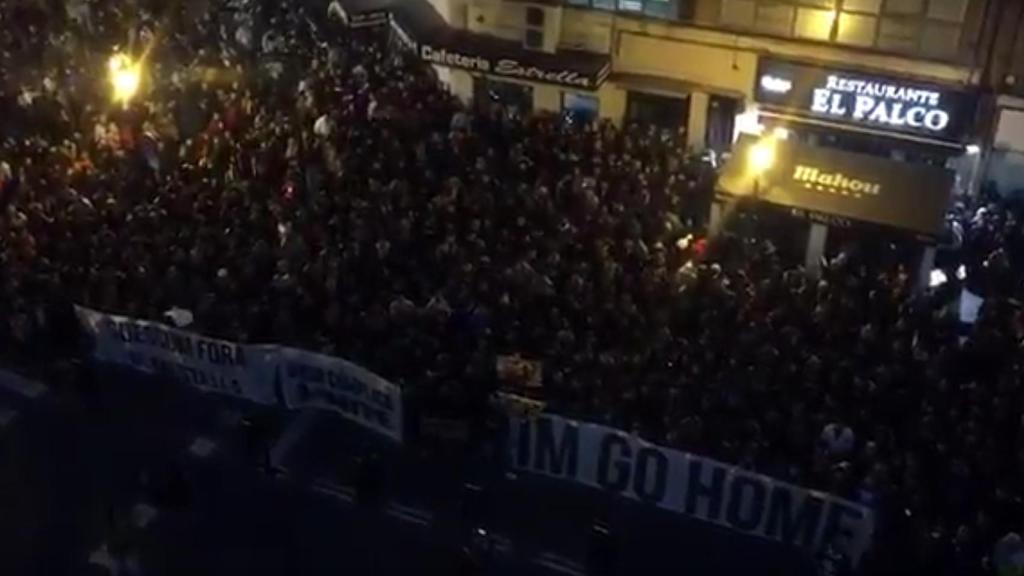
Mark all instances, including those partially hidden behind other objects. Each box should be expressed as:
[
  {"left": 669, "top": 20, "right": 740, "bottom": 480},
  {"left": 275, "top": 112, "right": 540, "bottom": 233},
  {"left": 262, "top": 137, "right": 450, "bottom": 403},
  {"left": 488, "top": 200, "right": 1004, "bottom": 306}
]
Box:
[{"left": 3, "top": 0, "right": 1024, "bottom": 574}]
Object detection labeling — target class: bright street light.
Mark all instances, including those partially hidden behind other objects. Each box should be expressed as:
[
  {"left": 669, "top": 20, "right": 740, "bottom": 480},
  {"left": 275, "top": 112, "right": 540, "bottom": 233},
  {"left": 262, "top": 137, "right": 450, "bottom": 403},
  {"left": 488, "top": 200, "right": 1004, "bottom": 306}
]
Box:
[
  {"left": 748, "top": 137, "right": 777, "bottom": 176},
  {"left": 108, "top": 53, "right": 141, "bottom": 106}
]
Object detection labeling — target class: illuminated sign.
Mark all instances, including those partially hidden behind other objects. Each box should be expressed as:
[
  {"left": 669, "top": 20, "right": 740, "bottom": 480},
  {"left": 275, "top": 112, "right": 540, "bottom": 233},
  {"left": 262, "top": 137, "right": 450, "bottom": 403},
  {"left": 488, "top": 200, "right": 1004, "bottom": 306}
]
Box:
[
  {"left": 754, "top": 58, "right": 976, "bottom": 142},
  {"left": 417, "top": 44, "right": 604, "bottom": 89},
  {"left": 793, "top": 165, "right": 881, "bottom": 199},
  {"left": 809, "top": 75, "right": 948, "bottom": 131},
  {"left": 760, "top": 75, "right": 792, "bottom": 94}
]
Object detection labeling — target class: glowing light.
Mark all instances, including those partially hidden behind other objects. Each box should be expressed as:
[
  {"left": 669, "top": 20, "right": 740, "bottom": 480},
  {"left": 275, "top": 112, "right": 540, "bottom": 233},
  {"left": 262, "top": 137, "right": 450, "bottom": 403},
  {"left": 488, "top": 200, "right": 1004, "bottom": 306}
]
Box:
[
  {"left": 772, "top": 126, "right": 790, "bottom": 140},
  {"left": 965, "top": 144, "right": 981, "bottom": 156},
  {"left": 748, "top": 137, "right": 777, "bottom": 175},
  {"left": 109, "top": 53, "right": 141, "bottom": 105},
  {"left": 734, "top": 107, "right": 764, "bottom": 140}
]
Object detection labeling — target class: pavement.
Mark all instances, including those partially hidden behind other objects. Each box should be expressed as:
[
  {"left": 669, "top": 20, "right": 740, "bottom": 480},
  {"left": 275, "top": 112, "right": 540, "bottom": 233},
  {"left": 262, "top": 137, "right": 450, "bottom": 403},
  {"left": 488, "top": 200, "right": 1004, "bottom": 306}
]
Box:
[{"left": 0, "top": 364, "right": 817, "bottom": 576}]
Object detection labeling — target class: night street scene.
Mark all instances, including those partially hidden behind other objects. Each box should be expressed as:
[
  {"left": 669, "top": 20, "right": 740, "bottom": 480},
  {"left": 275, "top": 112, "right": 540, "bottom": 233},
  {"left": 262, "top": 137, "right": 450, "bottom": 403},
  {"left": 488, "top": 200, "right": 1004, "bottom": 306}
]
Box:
[{"left": 3, "top": 0, "right": 1024, "bottom": 574}]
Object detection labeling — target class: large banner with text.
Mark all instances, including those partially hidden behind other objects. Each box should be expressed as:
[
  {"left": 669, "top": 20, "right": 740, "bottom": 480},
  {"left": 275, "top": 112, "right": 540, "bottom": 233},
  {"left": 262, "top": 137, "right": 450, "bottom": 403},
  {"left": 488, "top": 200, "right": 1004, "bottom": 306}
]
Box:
[
  {"left": 275, "top": 347, "right": 403, "bottom": 442},
  {"left": 75, "top": 307, "right": 403, "bottom": 441},
  {"left": 508, "top": 414, "right": 873, "bottom": 564}
]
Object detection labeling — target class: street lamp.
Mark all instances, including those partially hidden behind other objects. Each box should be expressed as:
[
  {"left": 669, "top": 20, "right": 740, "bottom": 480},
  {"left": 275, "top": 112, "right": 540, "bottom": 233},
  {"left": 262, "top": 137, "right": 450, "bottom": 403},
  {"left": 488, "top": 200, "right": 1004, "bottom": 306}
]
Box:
[
  {"left": 748, "top": 135, "right": 777, "bottom": 198},
  {"left": 108, "top": 53, "right": 141, "bottom": 106}
]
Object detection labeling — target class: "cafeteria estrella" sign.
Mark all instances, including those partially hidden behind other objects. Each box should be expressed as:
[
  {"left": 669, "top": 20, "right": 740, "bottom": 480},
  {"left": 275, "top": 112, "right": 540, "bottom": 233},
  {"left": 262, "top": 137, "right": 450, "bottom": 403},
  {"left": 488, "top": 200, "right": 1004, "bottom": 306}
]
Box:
[{"left": 419, "top": 44, "right": 595, "bottom": 89}]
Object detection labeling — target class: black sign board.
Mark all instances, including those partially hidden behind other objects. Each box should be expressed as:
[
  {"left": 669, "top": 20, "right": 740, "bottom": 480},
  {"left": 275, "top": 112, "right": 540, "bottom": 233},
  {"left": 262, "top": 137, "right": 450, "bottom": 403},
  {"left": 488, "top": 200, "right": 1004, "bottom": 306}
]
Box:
[
  {"left": 347, "top": 9, "right": 389, "bottom": 27},
  {"left": 416, "top": 41, "right": 609, "bottom": 90},
  {"left": 717, "top": 135, "right": 954, "bottom": 237},
  {"left": 754, "top": 58, "right": 976, "bottom": 143}
]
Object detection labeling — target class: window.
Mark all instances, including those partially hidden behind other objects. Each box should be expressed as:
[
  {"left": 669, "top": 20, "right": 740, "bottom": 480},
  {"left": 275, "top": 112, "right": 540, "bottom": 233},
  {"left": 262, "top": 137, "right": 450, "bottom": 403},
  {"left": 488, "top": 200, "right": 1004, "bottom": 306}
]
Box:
[
  {"left": 525, "top": 6, "right": 545, "bottom": 25},
  {"left": 927, "top": 0, "right": 968, "bottom": 22},
  {"left": 837, "top": 12, "right": 877, "bottom": 46},
  {"left": 921, "top": 21, "right": 960, "bottom": 56},
  {"left": 720, "top": 0, "right": 756, "bottom": 27},
  {"left": 755, "top": 4, "right": 795, "bottom": 36},
  {"left": 524, "top": 6, "right": 545, "bottom": 49},
  {"left": 592, "top": 0, "right": 615, "bottom": 10},
  {"left": 643, "top": 0, "right": 678, "bottom": 20},
  {"left": 876, "top": 17, "right": 920, "bottom": 51},
  {"left": 567, "top": 0, "right": 589, "bottom": 6},
  {"left": 884, "top": 0, "right": 923, "bottom": 14},
  {"left": 524, "top": 28, "right": 544, "bottom": 48},
  {"left": 843, "top": 0, "right": 881, "bottom": 12},
  {"left": 619, "top": 0, "right": 643, "bottom": 11},
  {"left": 795, "top": 7, "right": 836, "bottom": 39}
]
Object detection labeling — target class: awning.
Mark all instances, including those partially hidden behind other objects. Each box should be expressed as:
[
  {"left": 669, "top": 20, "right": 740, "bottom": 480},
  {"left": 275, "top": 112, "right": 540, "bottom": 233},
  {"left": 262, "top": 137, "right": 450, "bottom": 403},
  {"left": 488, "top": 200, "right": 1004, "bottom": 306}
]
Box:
[
  {"left": 717, "top": 135, "right": 954, "bottom": 238},
  {"left": 329, "top": 0, "right": 392, "bottom": 28},
  {"left": 608, "top": 72, "right": 746, "bottom": 101},
  {"left": 334, "top": 0, "right": 610, "bottom": 90}
]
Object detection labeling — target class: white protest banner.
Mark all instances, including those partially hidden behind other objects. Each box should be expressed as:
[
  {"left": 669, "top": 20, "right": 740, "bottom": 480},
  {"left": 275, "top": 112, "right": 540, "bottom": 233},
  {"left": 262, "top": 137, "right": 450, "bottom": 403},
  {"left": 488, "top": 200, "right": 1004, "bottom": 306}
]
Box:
[
  {"left": 508, "top": 414, "right": 874, "bottom": 565},
  {"left": 276, "top": 347, "right": 403, "bottom": 442},
  {"left": 75, "top": 306, "right": 276, "bottom": 405}
]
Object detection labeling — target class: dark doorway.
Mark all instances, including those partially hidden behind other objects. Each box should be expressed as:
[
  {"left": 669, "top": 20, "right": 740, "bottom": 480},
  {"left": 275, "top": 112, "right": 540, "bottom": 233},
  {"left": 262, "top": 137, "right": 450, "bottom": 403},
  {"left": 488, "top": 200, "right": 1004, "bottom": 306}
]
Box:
[{"left": 706, "top": 95, "right": 740, "bottom": 152}]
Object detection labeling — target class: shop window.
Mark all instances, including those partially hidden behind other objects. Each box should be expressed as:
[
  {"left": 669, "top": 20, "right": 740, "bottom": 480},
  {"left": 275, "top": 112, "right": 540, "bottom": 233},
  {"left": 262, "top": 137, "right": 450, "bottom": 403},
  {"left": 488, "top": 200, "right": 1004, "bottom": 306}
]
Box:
[
  {"left": 567, "top": 0, "right": 589, "bottom": 6},
  {"left": 720, "top": 0, "right": 756, "bottom": 27},
  {"left": 619, "top": 0, "right": 643, "bottom": 11},
  {"left": 562, "top": 92, "right": 600, "bottom": 125},
  {"left": 475, "top": 78, "right": 534, "bottom": 117},
  {"left": 626, "top": 91, "right": 690, "bottom": 130},
  {"left": 876, "top": 17, "right": 920, "bottom": 52},
  {"left": 883, "top": 0, "right": 923, "bottom": 15},
  {"left": 837, "top": 12, "right": 877, "bottom": 46},
  {"left": 795, "top": 7, "right": 836, "bottom": 39},
  {"left": 927, "top": 0, "right": 968, "bottom": 22},
  {"left": 755, "top": 4, "right": 795, "bottom": 36},
  {"left": 592, "top": 0, "right": 615, "bottom": 10},
  {"left": 920, "top": 21, "right": 960, "bottom": 56},
  {"left": 843, "top": 0, "right": 881, "bottom": 12}
]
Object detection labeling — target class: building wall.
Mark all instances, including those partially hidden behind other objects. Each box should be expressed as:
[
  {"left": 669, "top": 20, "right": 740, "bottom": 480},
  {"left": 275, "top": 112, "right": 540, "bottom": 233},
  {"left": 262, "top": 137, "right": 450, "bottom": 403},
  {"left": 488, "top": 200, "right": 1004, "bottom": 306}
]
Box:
[
  {"left": 594, "top": 10, "right": 980, "bottom": 84},
  {"left": 561, "top": 0, "right": 994, "bottom": 66},
  {"left": 443, "top": 0, "right": 993, "bottom": 154},
  {"left": 467, "top": 0, "right": 566, "bottom": 52}
]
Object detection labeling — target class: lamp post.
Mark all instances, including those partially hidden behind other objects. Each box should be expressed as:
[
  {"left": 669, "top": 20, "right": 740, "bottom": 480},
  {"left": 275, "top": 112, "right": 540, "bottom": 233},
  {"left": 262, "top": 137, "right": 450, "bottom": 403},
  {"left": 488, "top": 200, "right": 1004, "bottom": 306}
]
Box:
[
  {"left": 748, "top": 136, "right": 777, "bottom": 199},
  {"left": 108, "top": 53, "right": 141, "bottom": 107}
]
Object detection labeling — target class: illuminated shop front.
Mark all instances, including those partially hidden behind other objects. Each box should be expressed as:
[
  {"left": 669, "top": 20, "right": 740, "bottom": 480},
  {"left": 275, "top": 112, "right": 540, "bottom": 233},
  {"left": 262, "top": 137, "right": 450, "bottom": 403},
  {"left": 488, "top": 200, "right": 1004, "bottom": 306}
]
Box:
[{"left": 750, "top": 57, "right": 980, "bottom": 176}]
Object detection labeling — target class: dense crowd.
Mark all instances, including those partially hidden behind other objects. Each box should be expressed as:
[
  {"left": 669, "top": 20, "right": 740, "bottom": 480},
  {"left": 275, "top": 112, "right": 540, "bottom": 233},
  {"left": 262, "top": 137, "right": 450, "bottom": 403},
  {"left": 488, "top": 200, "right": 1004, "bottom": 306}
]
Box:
[{"left": 3, "top": 0, "right": 1024, "bottom": 574}]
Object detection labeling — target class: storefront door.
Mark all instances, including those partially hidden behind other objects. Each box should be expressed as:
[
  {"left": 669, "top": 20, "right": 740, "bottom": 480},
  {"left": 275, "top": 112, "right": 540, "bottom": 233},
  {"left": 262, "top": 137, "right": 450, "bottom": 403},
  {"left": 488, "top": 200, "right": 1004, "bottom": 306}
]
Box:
[
  {"left": 705, "top": 95, "right": 739, "bottom": 152},
  {"left": 626, "top": 91, "right": 689, "bottom": 131}
]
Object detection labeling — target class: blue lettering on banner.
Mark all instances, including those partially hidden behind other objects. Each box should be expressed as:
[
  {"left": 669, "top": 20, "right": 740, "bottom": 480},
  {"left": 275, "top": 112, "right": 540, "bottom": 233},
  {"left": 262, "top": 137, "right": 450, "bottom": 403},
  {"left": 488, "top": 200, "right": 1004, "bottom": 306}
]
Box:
[
  {"left": 685, "top": 459, "right": 727, "bottom": 522},
  {"left": 597, "top": 433, "right": 631, "bottom": 492},
  {"left": 765, "top": 486, "right": 826, "bottom": 548},
  {"left": 508, "top": 415, "right": 872, "bottom": 564},
  {"left": 819, "top": 500, "right": 866, "bottom": 554},
  {"left": 726, "top": 473, "right": 767, "bottom": 532},
  {"left": 75, "top": 306, "right": 404, "bottom": 442},
  {"left": 634, "top": 447, "right": 668, "bottom": 503},
  {"left": 533, "top": 417, "right": 579, "bottom": 478}
]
